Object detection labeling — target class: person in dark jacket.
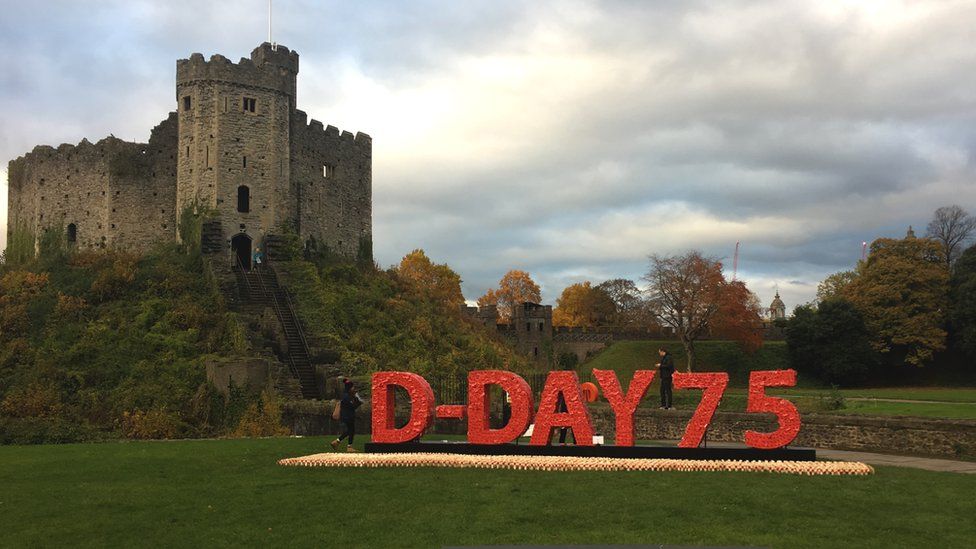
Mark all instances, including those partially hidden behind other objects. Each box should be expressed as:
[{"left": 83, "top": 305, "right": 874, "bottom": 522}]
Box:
[
  {"left": 331, "top": 380, "right": 363, "bottom": 452},
  {"left": 656, "top": 348, "right": 675, "bottom": 409}
]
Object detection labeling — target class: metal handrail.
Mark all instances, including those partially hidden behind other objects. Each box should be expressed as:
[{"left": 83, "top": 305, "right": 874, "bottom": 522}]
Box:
[
  {"left": 235, "top": 254, "right": 253, "bottom": 297},
  {"left": 268, "top": 262, "right": 312, "bottom": 361},
  {"left": 240, "top": 256, "right": 303, "bottom": 384}
]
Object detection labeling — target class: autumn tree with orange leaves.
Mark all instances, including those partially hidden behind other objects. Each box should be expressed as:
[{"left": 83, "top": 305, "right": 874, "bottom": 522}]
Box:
[
  {"left": 396, "top": 249, "right": 464, "bottom": 310},
  {"left": 552, "top": 281, "right": 615, "bottom": 327},
  {"left": 478, "top": 270, "right": 542, "bottom": 322},
  {"left": 712, "top": 280, "right": 765, "bottom": 354}
]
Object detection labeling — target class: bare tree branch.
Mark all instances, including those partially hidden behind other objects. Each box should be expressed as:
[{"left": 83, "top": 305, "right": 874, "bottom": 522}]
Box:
[{"left": 926, "top": 205, "right": 976, "bottom": 268}]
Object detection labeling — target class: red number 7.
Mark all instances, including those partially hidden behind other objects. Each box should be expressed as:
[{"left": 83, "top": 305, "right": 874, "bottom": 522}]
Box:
[
  {"left": 673, "top": 372, "right": 729, "bottom": 448},
  {"left": 745, "top": 369, "right": 801, "bottom": 449}
]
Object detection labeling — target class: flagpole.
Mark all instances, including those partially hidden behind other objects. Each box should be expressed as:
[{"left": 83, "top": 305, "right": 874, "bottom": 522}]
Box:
[{"left": 268, "top": 0, "right": 273, "bottom": 47}]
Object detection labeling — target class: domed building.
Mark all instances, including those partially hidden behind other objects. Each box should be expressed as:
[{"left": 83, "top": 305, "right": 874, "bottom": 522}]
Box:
[{"left": 769, "top": 290, "right": 786, "bottom": 321}]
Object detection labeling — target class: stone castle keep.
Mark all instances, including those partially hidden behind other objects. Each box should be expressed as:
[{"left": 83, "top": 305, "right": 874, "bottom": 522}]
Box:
[{"left": 7, "top": 43, "right": 371, "bottom": 265}]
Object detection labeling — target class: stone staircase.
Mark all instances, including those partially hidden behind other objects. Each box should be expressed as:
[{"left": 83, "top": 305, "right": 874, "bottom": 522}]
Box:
[{"left": 233, "top": 261, "right": 319, "bottom": 399}]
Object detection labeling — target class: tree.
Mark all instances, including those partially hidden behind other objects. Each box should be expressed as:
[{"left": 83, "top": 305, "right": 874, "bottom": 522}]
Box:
[
  {"left": 712, "top": 280, "right": 764, "bottom": 354},
  {"left": 478, "top": 270, "right": 542, "bottom": 322},
  {"left": 949, "top": 244, "right": 976, "bottom": 360},
  {"left": 785, "top": 300, "right": 878, "bottom": 385},
  {"left": 476, "top": 288, "right": 500, "bottom": 311},
  {"left": 643, "top": 251, "right": 725, "bottom": 372},
  {"left": 595, "top": 278, "right": 645, "bottom": 327},
  {"left": 396, "top": 249, "right": 464, "bottom": 309},
  {"left": 844, "top": 236, "right": 949, "bottom": 366},
  {"left": 552, "top": 281, "right": 615, "bottom": 327},
  {"left": 817, "top": 270, "right": 857, "bottom": 303},
  {"left": 926, "top": 205, "right": 976, "bottom": 268}
]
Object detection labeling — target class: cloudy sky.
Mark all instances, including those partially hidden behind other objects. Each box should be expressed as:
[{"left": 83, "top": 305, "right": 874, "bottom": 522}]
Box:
[{"left": 2, "top": 0, "right": 975, "bottom": 310}]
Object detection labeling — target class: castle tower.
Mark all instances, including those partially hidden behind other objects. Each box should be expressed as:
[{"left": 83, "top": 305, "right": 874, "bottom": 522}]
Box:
[
  {"left": 175, "top": 43, "right": 299, "bottom": 265},
  {"left": 511, "top": 302, "right": 553, "bottom": 361}
]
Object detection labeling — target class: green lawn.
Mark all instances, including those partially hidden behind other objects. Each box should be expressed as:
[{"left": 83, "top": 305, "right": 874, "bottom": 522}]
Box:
[
  {"left": 624, "top": 394, "right": 976, "bottom": 420},
  {"left": 582, "top": 340, "right": 790, "bottom": 384},
  {"left": 584, "top": 341, "right": 976, "bottom": 419},
  {"left": 2, "top": 438, "right": 975, "bottom": 548},
  {"left": 779, "top": 388, "right": 976, "bottom": 403}
]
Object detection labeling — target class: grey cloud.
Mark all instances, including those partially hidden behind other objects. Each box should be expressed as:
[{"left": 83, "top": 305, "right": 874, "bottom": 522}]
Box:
[{"left": 3, "top": 0, "right": 976, "bottom": 311}]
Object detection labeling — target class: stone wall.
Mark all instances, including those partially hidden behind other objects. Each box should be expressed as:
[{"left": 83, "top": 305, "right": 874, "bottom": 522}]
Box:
[
  {"left": 6, "top": 115, "right": 176, "bottom": 251},
  {"left": 291, "top": 114, "right": 372, "bottom": 258},
  {"left": 589, "top": 407, "right": 976, "bottom": 459},
  {"left": 282, "top": 402, "right": 976, "bottom": 459},
  {"left": 554, "top": 331, "right": 612, "bottom": 363},
  {"left": 205, "top": 357, "right": 272, "bottom": 395}
]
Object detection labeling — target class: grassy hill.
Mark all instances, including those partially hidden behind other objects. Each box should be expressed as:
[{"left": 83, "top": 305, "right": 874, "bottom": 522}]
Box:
[
  {"left": 276, "top": 258, "right": 531, "bottom": 378},
  {"left": 0, "top": 234, "right": 531, "bottom": 443},
  {"left": 583, "top": 340, "right": 789, "bottom": 385}
]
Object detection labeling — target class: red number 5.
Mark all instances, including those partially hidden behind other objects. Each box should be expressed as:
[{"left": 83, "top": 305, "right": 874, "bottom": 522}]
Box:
[{"left": 745, "top": 369, "right": 801, "bottom": 449}]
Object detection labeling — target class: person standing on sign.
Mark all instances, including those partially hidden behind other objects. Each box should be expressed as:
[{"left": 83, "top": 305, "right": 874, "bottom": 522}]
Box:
[
  {"left": 656, "top": 347, "right": 674, "bottom": 410},
  {"left": 331, "top": 380, "right": 363, "bottom": 452}
]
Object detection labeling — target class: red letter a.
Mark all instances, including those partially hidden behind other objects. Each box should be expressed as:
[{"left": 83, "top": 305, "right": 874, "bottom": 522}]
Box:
[
  {"left": 371, "top": 372, "right": 434, "bottom": 443},
  {"left": 530, "top": 371, "right": 594, "bottom": 446}
]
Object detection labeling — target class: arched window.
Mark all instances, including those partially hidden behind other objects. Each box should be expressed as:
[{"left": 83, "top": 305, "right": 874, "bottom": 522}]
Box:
[
  {"left": 66, "top": 223, "right": 77, "bottom": 243},
  {"left": 237, "top": 185, "right": 250, "bottom": 213}
]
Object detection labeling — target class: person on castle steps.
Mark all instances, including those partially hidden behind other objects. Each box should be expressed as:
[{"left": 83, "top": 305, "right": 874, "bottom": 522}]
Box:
[
  {"left": 331, "top": 380, "right": 363, "bottom": 452},
  {"left": 656, "top": 347, "right": 675, "bottom": 410},
  {"left": 252, "top": 247, "right": 264, "bottom": 268}
]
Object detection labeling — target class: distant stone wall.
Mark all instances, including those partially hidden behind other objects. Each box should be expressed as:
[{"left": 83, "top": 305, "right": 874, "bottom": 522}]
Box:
[
  {"left": 589, "top": 407, "right": 976, "bottom": 459},
  {"left": 282, "top": 403, "right": 976, "bottom": 459},
  {"left": 553, "top": 332, "right": 611, "bottom": 363}
]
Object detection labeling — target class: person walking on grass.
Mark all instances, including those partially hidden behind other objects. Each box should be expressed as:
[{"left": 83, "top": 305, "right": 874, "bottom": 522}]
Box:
[
  {"left": 656, "top": 347, "right": 675, "bottom": 410},
  {"left": 331, "top": 380, "right": 363, "bottom": 452}
]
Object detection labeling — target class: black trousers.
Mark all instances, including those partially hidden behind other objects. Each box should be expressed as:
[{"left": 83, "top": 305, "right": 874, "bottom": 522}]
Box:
[
  {"left": 557, "top": 396, "right": 573, "bottom": 444},
  {"left": 660, "top": 377, "right": 673, "bottom": 408},
  {"left": 337, "top": 420, "right": 355, "bottom": 444}
]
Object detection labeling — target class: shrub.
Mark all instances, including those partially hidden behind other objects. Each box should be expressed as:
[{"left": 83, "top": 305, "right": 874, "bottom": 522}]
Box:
[
  {"left": 0, "top": 381, "right": 64, "bottom": 418},
  {"left": 232, "top": 389, "right": 289, "bottom": 438},
  {"left": 119, "top": 408, "right": 184, "bottom": 439},
  {"left": 558, "top": 352, "right": 579, "bottom": 371},
  {"left": 0, "top": 417, "right": 100, "bottom": 445},
  {"left": 2, "top": 222, "right": 36, "bottom": 266},
  {"left": 817, "top": 386, "right": 847, "bottom": 411}
]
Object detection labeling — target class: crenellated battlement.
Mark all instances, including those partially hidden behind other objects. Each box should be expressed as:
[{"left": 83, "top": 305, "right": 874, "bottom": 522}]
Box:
[
  {"left": 177, "top": 42, "right": 298, "bottom": 97},
  {"left": 293, "top": 110, "right": 372, "bottom": 148},
  {"left": 13, "top": 135, "right": 143, "bottom": 168}
]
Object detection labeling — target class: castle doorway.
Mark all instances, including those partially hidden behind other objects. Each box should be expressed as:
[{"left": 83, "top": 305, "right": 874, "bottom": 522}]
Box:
[{"left": 231, "top": 233, "right": 252, "bottom": 270}]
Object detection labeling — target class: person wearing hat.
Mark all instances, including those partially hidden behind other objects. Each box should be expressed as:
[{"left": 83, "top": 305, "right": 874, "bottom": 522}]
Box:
[{"left": 331, "top": 379, "right": 363, "bottom": 452}]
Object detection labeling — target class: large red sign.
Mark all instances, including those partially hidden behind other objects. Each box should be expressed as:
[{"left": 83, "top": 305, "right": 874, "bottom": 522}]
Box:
[{"left": 371, "top": 369, "right": 801, "bottom": 449}]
